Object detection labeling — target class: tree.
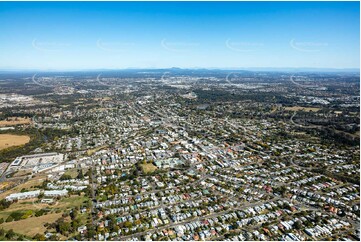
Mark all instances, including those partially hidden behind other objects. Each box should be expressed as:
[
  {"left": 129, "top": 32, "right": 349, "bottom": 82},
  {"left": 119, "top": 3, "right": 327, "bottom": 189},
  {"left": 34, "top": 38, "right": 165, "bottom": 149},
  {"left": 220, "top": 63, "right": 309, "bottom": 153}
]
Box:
[
  {"left": 71, "top": 220, "right": 80, "bottom": 231},
  {"left": 49, "top": 234, "right": 58, "bottom": 241},
  {"left": 21, "top": 210, "right": 33, "bottom": 219},
  {"left": 294, "top": 220, "right": 303, "bottom": 230},
  {"left": 60, "top": 174, "right": 72, "bottom": 180},
  {"left": 123, "top": 221, "right": 132, "bottom": 228},
  {"left": 5, "top": 216, "right": 13, "bottom": 223},
  {"left": 77, "top": 169, "right": 84, "bottom": 179},
  {"left": 0, "top": 199, "right": 12, "bottom": 210},
  {"left": 5, "top": 229, "right": 15, "bottom": 239},
  {"left": 56, "top": 221, "right": 72, "bottom": 235},
  {"left": 70, "top": 208, "right": 78, "bottom": 220},
  {"left": 33, "top": 233, "right": 46, "bottom": 241},
  {"left": 35, "top": 209, "right": 46, "bottom": 217},
  {"left": 87, "top": 227, "right": 96, "bottom": 239},
  {"left": 38, "top": 193, "right": 44, "bottom": 200}
]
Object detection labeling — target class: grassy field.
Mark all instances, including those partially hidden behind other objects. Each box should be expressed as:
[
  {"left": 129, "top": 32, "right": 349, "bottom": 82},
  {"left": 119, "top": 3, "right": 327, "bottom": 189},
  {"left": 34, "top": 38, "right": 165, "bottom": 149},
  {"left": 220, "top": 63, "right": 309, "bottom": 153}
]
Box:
[
  {"left": 86, "top": 145, "right": 107, "bottom": 156},
  {"left": 56, "top": 195, "right": 89, "bottom": 209},
  {"left": 0, "top": 117, "right": 31, "bottom": 127},
  {"left": 63, "top": 169, "right": 79, "bottom": 179},
  {"left": 284, "top": 106, "right": 321, "bottom": 112},
  {"left": 0, "top": 175, "right": 46, "bottom": 200},
  {"left": 0, "top": 134, "right": 30, "bottom": 150},
  {"left": 0, "top": 195, "right": 89, "bottom": 239},
  {"left": 0, "top": 212, "right": 62, "bottom": 237},
  {"left": 140, "top": 163, "right": 157, "bottom": 174},
  {"left": 0, "top": 194, "right": 88, "bottom": 220}
]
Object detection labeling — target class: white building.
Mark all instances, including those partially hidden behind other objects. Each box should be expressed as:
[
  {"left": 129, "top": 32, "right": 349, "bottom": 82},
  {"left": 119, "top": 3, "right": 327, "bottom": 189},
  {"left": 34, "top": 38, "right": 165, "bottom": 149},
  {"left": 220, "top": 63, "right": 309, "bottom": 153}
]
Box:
[
  {"left": 44, "top": 189, "right": 68, "bottom": 197},
  {"left": 6, "top": 190, "right": 41, "bottom": 201}
]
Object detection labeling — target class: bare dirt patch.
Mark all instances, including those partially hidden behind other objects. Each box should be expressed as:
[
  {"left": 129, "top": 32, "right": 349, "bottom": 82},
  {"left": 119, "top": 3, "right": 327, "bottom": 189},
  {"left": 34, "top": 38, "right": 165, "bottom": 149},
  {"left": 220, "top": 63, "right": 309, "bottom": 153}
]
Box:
[
  {"left": 140, "top": 163, "right": 157, "bottom": 174},
  {"left": 0, "top": 212, "right": 62, "bottom": 237},
  {"left": 0, "top": 175, "right": 46, "bottom": 200},
  {"left": 87, "top": 145, "right": 107, "bottom": 156},
  {"left": 284, "top": 106, "right": 321, "bottom": 112},
  {"left": 0, "top": 117, "right": 31, "bottom": 127},
  {"left": 0, "top": 134, "right": 30, "bottom": 150}
]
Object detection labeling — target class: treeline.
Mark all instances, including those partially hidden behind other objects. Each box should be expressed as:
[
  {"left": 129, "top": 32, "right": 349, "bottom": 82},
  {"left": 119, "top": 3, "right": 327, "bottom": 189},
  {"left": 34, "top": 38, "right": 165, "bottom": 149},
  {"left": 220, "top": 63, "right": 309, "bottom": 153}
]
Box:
[
  {"left": 0, "top": 111, "right": 30, "bottom": 119},
  {"left": 193, "top": 89, "right": 296, "bottom": 105},
  {"left": 0, "top": 199, "right": 12, "bottom": 210},
  {"left": 312, "top": 168, "right": 359, "bottom": 185},
  {"left": 318, "top": 128, "right": 359, "bottom": 146},
  {"left": 0, "top": 228, "right": 28, "bottom": 241},
  {"left": 40, "top": 208, "right": 95, "bottom": 240},
  {"left": 0, "top": 128, "right": 43, "bottom": 163},
  {"left": 0, "top": 127, "right": 71, "bottom": 163}
]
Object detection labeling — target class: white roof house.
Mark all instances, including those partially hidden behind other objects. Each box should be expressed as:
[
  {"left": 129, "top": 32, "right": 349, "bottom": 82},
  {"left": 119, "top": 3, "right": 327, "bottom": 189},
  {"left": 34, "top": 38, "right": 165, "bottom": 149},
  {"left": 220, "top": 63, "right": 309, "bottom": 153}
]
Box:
[
  {"left": 6, "top": 190, "right": 41, "bottom": 201},
  {"left": 44, "top": 189, "right": 68, "bottom": 197}
]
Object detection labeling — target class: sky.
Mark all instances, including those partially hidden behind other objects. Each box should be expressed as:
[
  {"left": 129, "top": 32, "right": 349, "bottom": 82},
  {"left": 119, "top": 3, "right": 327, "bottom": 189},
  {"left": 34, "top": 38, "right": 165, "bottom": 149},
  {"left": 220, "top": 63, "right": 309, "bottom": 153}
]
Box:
[{"left": 0, "top": 1, "right": 359, "bottom": 70}]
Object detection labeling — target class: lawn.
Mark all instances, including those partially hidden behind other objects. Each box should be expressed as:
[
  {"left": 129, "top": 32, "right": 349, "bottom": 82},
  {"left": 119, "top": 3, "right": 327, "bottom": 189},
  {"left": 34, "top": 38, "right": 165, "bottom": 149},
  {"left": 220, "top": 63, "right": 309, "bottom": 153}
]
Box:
[
  {"left": 56, "top": 195, "right": 89, "bottom": 208},
  {"left": 63, "top": 169, "right": 79, "bottom": 179}
]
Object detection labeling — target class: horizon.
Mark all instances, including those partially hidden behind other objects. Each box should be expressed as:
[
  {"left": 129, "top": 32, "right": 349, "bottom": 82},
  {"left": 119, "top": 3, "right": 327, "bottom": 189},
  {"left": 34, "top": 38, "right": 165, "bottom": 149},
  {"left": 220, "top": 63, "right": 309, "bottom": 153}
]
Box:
[
  {"left": 0, "top": 67, "right": 359, "bottom": 74},
  {"left": 0, "top": 1, "right": 360, "bottom": 70}
]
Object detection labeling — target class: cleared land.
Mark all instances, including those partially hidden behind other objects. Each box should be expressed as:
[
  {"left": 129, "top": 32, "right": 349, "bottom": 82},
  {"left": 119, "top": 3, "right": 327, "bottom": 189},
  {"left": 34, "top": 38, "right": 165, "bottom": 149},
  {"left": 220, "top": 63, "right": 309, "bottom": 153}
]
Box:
[
  {"left": 284, "top": 106, "right": 321, "bottom": 112},
  {"left": 63, "top": 168, "right": 79, "bottom": 179},
  {"left": 0, "top": 212, "right": 62, "bottom": 237},
  {"left": 0, "top": 195, "right": 88, "bottom": 219},
  {"left": 0, "top": 134, "right": 30, "bottom": 150},
  {"left": 0, "top": 117, "right": 31, "bottom": 127},
  {"left": 140, "top": 163, "right": 157, "bottom": 173},
  {"left": 0, "top": 175, "right": 46, "bottom": 200},
  {"left": 87, "top": 145, "right": 107, "bottom": 156}
]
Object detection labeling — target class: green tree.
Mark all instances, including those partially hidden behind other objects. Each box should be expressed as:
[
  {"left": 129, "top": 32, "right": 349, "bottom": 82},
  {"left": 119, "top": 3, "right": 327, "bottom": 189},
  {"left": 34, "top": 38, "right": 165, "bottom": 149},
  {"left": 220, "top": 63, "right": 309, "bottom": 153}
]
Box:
[
  {"left": 5, "top": 216, "right": 13, "bottom": 223},
  {"left": 294, "top": 220, "right": 303, "bottom": 230},
  {"left": 70, "top": 208, "right": 78, "bottom": 220},
  {"left": 123, "top": 221, "right": 132, "bottom": 228},
  {"left": 56, "top": 221, "right": 72, "bottom": 235},
  {"left": 33, "top": 233, "right": 46, "bottom": 241},
  {"left": 60, "top": 174, "right": 72, "bottom": 180},
  {"left": 5, "top": 229, "right": 15, "bottom": 239},
  {"left": 77, "top": 169, "right": 84, "bottom": 179}
]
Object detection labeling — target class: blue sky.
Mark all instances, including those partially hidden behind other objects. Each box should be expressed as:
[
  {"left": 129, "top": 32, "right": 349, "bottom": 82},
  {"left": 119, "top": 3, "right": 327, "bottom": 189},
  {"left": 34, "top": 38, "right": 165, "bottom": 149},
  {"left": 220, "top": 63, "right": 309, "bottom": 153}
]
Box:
[{"left": 0, "top": 1, "right": 359, "bottom": 70}]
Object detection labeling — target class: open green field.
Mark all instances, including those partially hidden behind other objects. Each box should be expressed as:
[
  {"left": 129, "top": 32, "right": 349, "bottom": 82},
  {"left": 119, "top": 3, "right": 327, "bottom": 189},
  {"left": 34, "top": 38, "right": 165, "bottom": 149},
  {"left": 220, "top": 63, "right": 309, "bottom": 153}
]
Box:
[{"left": 63, "top": 168, "right": 79, "bottom": 179}]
